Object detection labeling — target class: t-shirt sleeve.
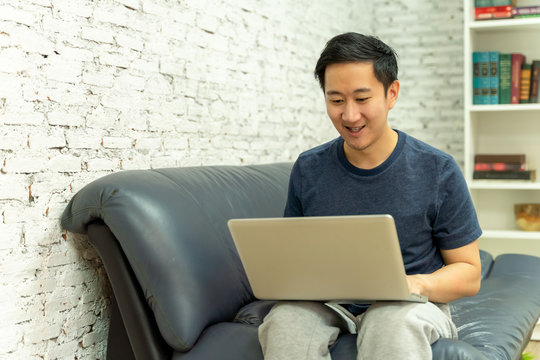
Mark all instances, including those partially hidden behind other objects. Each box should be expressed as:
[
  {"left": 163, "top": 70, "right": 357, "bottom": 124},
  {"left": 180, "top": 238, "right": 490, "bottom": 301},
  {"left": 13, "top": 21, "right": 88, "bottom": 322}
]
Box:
[
  {"left": 283, "top": 161, "right": 303, "bottom": 217},
  {"left": 433, "top": 156, "right": 483, "bottom": 250}
]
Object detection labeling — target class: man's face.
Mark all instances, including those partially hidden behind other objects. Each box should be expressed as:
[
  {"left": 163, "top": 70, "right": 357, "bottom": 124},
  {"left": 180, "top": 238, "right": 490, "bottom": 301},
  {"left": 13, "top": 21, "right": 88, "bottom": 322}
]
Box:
[{"left": 324, "top": 62, "right": 399, "bottom": 160}]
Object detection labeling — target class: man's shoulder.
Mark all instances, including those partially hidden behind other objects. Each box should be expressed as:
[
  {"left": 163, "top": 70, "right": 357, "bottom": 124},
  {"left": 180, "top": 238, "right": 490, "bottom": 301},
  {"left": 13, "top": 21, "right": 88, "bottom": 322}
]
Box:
[
  {"left": 402, "top": 131, "right": 454, "bottom": 163},
  {"left": 297, "top": 137, "right": 340, "bottom": 162}
]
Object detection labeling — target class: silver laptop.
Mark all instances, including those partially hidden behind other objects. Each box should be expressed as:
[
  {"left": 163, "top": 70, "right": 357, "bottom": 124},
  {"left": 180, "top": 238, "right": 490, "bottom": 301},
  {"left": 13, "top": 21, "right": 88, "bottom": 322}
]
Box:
[{"left": 228, "top": 215, "right": 427, "bottom": 303}]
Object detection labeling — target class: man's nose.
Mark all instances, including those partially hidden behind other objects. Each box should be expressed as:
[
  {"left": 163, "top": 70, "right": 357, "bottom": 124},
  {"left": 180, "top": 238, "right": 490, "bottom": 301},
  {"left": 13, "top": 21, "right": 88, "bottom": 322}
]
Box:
[{"left": 342, "top": 102, "right": 361, "bottom": 122}]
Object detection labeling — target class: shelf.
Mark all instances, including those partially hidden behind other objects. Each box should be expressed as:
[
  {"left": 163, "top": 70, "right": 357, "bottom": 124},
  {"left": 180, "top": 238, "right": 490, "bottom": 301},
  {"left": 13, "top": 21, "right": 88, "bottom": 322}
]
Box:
[
  {"left": 481, "top": 229, "right": 540, "bottom": 240},
  {"left": 469, "top": 103, "right": 540, "bottom": 112},
  {"left": 469, "top": 181, "right": 540, "bottom": 190},
  {"left": 469, "top": 17, "right": 540, "bottom": 31}
]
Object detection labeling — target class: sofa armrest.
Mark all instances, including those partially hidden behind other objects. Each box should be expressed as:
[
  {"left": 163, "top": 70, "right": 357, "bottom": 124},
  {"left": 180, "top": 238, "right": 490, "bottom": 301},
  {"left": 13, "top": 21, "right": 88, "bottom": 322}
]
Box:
[{"left": 61, "top": 163, "right": 293, "bottom": 351}]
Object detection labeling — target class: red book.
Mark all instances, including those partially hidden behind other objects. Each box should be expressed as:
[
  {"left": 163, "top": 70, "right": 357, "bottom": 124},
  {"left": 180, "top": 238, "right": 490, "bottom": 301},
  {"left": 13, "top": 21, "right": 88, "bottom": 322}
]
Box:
[
  {"left": 511, "top": 53, "right": 525, "bottom": 104},
  {"left": 474, "top": 162, "right": 526, "bottom": 171},
  {"left": 475, "top": 5, "right": 513, "bottom": 20}
]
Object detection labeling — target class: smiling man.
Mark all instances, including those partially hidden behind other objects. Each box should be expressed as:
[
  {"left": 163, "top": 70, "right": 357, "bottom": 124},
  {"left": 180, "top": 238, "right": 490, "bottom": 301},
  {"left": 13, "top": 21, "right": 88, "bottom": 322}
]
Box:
[{"left": 258, "top": 33, "right": 482, "bottom": 360}]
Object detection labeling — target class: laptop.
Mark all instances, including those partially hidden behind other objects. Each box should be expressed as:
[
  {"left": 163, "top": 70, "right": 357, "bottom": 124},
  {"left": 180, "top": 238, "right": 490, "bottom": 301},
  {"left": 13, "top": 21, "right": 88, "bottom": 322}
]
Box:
[{"left": 227, "top": 215, "right": 427, "bottom": 304}]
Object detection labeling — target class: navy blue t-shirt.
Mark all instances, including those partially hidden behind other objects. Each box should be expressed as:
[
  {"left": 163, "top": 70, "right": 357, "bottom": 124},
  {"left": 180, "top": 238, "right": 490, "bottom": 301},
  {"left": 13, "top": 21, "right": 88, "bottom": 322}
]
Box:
[{"left": 284, "top": 130, "right": 482, "bottom": 276}]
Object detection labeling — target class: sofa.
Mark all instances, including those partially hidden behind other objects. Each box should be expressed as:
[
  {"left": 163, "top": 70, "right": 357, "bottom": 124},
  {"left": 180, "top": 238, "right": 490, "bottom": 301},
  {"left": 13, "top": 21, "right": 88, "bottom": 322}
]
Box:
[{"left": 61, "top": 162, "right": 540, "bottom": 360}]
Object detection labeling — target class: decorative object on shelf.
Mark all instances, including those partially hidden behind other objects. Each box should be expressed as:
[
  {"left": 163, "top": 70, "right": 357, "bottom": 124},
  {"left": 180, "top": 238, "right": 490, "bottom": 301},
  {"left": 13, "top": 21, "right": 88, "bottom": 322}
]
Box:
[{"left": 515, "top": 203, "right": 540, "bottom": 231}]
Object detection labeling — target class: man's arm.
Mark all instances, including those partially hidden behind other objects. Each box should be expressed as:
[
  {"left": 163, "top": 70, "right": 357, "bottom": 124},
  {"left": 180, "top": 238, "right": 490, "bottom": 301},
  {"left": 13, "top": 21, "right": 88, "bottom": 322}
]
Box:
[{"left": 407, "top": 240, "right": 482, "bottom": 303}]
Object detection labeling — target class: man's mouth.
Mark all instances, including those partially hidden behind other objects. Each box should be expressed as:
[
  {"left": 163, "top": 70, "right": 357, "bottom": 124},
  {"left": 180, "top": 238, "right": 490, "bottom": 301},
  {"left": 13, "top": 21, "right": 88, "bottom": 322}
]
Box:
[{"left": 346, "top": 125, "right": 365, "bottom": 133}]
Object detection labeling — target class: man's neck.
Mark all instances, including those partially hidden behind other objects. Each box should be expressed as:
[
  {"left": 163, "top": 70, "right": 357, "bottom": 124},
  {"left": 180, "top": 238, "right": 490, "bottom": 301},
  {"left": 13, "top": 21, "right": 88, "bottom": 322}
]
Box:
[{"left": 344, "top": 127, "right": 398, "bottom": 170}]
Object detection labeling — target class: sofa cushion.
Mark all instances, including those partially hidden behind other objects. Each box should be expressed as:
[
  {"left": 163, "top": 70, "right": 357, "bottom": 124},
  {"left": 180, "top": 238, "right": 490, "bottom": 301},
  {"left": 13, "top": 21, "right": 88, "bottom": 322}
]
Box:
[
  {"left": 61, "top": 163, "right": 293, "bottom": 351},
  {"left": 451, "top": 253, "right": 540, "bottom": 359}
]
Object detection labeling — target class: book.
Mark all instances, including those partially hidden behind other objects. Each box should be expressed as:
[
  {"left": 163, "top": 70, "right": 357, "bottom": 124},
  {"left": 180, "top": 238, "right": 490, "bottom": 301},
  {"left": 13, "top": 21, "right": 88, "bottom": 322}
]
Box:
[
  {"left": 489, "top": 51, "right": 500, "bottom": 104},
  {"left": 530, "top": 60, "right": 540, "bottom": 103},
  {"left": 520, "top": 63, "right": 532, "bottom": 103},
  {"left": 479, "top": 52, "right": 491, "bottom": 104},
  {"left": 474, "top": 154, "right": 526, "bottom": 163},
  {"left": 474, "top": 162, "right": 526, "bottom": 171},
  {"left": 473, "top": 170, "right": 536, "bottom": 180},
  {"left": 475, "top": 0, "right": 492, "bottom": 7},
  {"left": 474, "top": 5, "right": 513, "bottom": 19},
  {"left": 499, "top": 53, "right": 512, "bottom": 104},
  {"left": 511, "top": 53, "right": 525, "bottom": 104},
  {"left": 491, "top": 0, "right": 515, "bottom": 5},
  {"left": 473, "top": 52, "right": 481, "bottom": 104},
  {"left": 512, "top": 6, "right": 540, "bottom": 17}
]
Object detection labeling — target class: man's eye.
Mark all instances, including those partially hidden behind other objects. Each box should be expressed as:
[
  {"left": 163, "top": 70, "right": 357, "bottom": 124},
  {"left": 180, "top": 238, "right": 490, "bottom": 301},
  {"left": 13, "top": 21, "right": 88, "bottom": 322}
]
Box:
[
  {"left": 330, "top": 99, "right": 343, "bottom": 104},
  {"left": 356, "top": 97, "right": 369, "bottom": 102}
]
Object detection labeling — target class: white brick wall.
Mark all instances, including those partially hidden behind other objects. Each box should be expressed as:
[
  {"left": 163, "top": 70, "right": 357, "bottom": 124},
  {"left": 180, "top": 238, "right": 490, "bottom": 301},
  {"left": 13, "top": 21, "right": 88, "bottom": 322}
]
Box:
[
  {"left": 365, "top": 1, "right": 466, "bottom": 163},
  {"left": 0, "top": 0, "right": 464, "bottom": 358}
]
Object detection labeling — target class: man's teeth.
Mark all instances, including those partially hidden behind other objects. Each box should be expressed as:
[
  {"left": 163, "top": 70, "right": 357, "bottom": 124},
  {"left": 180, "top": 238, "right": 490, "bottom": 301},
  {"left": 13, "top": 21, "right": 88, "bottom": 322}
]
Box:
[{"left": 350, "top": 127, "right": 363, "bottom": 131}]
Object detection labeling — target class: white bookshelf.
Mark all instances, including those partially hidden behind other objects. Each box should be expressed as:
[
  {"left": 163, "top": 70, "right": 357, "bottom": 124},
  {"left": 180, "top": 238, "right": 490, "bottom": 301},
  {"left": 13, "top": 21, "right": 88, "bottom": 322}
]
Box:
[{"left": 463, "top": 1, "right": 540, "bottom": 258}]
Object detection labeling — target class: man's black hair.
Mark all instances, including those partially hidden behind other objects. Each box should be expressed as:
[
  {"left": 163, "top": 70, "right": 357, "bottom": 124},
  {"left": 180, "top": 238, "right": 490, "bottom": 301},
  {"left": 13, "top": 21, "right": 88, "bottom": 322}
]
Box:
[{"left": 314, "top": 32, "right": 398, "bottom": 93}]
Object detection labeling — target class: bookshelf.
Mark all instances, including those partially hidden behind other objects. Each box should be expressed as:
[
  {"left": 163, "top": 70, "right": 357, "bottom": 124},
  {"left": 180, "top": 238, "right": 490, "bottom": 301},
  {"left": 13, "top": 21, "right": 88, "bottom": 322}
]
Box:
[{"left": 463, "top": 1, "right": 540, "bottom": 257}]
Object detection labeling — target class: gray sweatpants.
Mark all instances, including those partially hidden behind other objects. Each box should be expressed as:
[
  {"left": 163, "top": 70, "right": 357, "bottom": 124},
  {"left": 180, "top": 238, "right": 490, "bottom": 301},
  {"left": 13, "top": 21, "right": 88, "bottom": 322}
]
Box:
[{"left": 258, "top": 301, "right": 457, "bottom": 360}]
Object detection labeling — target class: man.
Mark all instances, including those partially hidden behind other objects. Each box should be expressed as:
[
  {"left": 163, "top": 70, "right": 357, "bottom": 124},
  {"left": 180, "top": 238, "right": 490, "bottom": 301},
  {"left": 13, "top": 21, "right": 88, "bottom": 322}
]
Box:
[{"left": 258, "top": 33, "right": 482, "bottom": 360}]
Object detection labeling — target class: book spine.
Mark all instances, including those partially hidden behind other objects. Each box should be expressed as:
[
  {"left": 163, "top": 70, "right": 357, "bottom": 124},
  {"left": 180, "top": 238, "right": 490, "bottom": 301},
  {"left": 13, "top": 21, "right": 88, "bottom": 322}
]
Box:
[
  {"left": 473, "top": 170, "right": 535, "bottom": 180},
  {"left": 530, "top": 60, "right": 540, "bottom": 103},
  {"left": 499, "top": 53, "right": 512, "bottom": 104},
  {"left": 474, "top": 5, "right": 513, "bottom": 19},
  {"left": 489, "top": 51, "right": 499, "bottom": 104},
  {"left": 474, "top": 162, "right": 526, "bottom": 171},
  {"left": 520, "top": 63, "right": 531, "bottom": 104},
  {"left": 512, "top": 6, "right": 540, "bottom": 16},
  {"left": 473, "top": 52, "right": 481, "bottom": 105},
  {"left": 474, "top": 154, "right": 526, "bottom": 163},
  {"left": 479, "top": 52, "right": 490, "bottom": 104},
  {"left": 475, "top": 0, "right": 492, "bottom": 7},
  {"left": 491, "top": 0, "right": 515, "bottom": 5},
  {"left": 511, "top": 53, "right": 525, "bottom": 104}
]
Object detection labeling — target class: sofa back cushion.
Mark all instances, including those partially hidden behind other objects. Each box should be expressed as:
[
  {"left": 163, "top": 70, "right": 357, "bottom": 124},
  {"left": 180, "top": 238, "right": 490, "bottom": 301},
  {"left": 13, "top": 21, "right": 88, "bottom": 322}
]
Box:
[{"left": 61, "top": 163, "right": 293, "bottom": 351}]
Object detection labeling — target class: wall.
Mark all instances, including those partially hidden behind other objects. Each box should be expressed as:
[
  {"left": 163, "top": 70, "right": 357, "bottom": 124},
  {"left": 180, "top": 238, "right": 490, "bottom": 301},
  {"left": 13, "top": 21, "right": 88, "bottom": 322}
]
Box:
[
  {"left": 0, "top": 0, "right": 367, "bottom": 358},
  {"left": 366, "top": 1, "right": 466, "bottom": 165},
  {"left": 0, "top": 1, "right": 466, "bottom": 359}
]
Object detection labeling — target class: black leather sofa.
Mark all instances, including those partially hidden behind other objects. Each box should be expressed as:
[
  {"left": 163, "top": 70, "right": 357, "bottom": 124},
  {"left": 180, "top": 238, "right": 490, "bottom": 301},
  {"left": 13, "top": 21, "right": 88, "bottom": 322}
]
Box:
[{"left": 61, "top": 162, "right": 540, "bottom": 360}]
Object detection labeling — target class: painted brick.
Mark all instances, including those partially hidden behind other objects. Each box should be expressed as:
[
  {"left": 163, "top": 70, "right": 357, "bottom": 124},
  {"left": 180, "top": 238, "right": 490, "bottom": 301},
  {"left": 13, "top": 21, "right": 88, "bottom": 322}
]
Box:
[
  {"left": 47, "top": 111, "right": 84, "bottom": 127},
  {"left": 28, "top": 130, "right": 66, "bottom": 149},
  {"left": 82, "top": 70, "right": 115, "bottom": 88},
  {"left": 81, "top": 27, "right": 115, "bottom": 44},
  {"left": 3, "top": 155, "right": 47, "bottom": 173},
  {"left": 0, "top": 175, "right": 29, "bottom": 201},
  {"left": 85, "top": 158, "right": 120, "bottom": 172},
  {"left": 1, "top": 112, "right": 45, "bottom": 126},
  {"left": 0, "top": 47, "right": 29, "bottom": 73},
  {"left": 98, "top": 52, "right": 130, "bottom": 69},
  {"left": 45, "top": 57, "right": 83, "bottom": 84},
  {"left": 52, "top": 0, "right": 93, "bottom": 18},
  {"left": 48, "top": 154, "right": 82, "bottom": 173},
  {"left": 11, "top": 26, "right": 55, "bottom": 55},
  {"left": 0, "top": 5, "right": 35, "bottom": 26},
  {"left": 102, "top": 136, "right": 133, "bottom": 149},
  {"left": 115, "top": 33, "right": 144, "bottom": 52}
]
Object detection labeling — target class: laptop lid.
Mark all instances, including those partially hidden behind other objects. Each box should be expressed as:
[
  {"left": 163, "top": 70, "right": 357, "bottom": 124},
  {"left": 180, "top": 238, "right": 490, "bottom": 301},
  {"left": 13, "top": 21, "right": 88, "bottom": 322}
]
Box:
[{"left": 228, "top": 215, "right": 426, "bottom": 303}]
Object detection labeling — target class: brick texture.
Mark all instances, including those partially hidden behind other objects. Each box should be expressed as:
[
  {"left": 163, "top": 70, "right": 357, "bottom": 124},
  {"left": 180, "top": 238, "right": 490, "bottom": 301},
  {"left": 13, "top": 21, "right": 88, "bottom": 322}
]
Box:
[{"left": 0, "top": 0, "right": 464, "bottom": 359}]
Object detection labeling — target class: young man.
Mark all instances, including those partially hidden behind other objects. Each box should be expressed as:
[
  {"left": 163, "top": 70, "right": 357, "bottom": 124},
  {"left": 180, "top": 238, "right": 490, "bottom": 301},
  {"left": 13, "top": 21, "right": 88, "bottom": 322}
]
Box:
[{"left": 258, "top": 33, "right": 482, "bottom": 360}]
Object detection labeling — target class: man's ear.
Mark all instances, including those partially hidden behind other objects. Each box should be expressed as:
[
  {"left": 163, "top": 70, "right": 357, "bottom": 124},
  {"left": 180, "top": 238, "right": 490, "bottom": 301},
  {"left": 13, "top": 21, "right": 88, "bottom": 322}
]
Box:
[{"left": 387, "top": 80, "right": 400, "bottom": 109}]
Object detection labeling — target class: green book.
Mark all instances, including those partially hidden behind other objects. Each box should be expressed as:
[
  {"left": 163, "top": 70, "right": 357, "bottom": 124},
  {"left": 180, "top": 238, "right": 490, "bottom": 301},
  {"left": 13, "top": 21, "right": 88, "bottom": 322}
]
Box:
[
  {"left": 499, "top": 53, "right": 512, "bottom": 104},
  {"left": 475, "top": 0, "right": 492, "bottom": 7},
  {"left": 489, "top": 51, "right": 499, "bottom": 104},
  {"left": 491, "top": 0, "right": 515, "bottom": 5}
]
